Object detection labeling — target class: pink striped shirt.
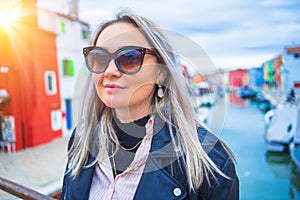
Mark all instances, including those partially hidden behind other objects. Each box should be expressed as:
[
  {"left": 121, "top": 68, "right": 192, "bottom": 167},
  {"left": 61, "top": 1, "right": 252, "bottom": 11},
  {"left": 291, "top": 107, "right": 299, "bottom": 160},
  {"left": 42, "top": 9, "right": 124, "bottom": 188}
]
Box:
[{"left": 89, "top": 116, "right": 154, "bottom": 200}]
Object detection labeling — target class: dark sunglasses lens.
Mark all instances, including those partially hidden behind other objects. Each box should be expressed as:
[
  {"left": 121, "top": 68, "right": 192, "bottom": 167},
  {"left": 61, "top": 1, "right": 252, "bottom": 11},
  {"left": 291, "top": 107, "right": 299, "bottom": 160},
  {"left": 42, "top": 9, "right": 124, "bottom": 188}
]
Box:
[
  {"left": 116, "top": 49, "right": 143, "bottom": 73},
  {"left": 86, "top": 49, "right": 110, "bottom": 73}
]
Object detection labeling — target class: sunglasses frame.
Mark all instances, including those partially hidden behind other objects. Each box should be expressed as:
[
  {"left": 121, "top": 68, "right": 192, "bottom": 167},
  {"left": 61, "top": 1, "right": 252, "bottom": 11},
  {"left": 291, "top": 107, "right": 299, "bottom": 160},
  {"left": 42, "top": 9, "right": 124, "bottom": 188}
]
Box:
[{"left": 83, "top": 45, "right": 157, "bottom": 75}]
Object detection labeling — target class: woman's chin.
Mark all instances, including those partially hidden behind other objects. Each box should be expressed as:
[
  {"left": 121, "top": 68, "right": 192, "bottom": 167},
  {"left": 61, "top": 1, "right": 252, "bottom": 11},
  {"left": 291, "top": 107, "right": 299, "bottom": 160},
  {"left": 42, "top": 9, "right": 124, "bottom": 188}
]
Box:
[{"left": 102, "top": 99, "right": 127, "bottom": 109}]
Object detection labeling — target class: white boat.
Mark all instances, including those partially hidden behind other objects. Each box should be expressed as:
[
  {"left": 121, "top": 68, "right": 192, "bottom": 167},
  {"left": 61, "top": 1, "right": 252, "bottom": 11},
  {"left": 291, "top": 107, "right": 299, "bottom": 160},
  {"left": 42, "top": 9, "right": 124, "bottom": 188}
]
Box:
[
  {"left": 200, "top": 92, "right": 217, "bottom": 107},
  {"left": 289, "top": 108, "right": 300, "bottom": 168},
  {"left": 196, "top": 107, "right": 210, "bottom": 124},
  {"left": 265, "top": 104, "right": 298, "bottom": 152}
]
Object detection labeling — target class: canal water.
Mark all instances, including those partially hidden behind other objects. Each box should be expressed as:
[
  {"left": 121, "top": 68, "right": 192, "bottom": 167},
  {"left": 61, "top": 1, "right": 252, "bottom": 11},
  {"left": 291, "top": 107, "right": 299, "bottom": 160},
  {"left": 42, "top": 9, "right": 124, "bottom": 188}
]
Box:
[{"left": 209, "top": 93, "right": 300, "bottom": 200}]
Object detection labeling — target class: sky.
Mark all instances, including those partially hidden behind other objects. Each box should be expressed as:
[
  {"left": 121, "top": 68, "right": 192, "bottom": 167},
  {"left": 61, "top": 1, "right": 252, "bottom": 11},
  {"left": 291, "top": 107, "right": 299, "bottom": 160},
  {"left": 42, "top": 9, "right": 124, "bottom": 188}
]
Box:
[{"left": 38, "top": 0, "right": 300, "bottom": 70}]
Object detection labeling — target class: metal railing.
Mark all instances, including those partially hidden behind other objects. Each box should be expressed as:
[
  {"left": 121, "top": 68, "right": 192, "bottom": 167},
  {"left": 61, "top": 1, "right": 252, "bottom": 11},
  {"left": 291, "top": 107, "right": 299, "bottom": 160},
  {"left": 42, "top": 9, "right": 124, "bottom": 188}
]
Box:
[{"left": 0, "top": 176, "right": 57, "bottom": 200}]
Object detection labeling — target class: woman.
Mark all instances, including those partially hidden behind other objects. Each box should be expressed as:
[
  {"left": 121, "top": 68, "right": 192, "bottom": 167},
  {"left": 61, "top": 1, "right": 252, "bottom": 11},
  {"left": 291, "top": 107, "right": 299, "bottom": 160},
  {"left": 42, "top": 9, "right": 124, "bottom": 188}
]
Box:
[{"left": 60, "top": 9, "right": 239, "bottom": 200}]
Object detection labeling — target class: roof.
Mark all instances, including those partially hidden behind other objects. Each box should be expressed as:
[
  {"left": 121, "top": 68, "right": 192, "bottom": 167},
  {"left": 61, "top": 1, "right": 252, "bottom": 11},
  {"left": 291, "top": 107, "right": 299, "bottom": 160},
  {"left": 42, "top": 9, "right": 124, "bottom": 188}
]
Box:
[
  {"left": 285, "top": 46, "right": 300, "bottom": 53},
  {"left": 38, "top": 7, "right": 90, "bottom": 27}
]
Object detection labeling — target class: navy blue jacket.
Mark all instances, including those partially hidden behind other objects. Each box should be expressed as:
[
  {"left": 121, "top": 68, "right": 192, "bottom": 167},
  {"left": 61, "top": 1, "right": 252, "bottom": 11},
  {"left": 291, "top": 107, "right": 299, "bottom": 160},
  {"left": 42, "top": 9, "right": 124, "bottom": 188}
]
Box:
[{"left": 60, "top": 118, "right": 239, "bottom": 200}]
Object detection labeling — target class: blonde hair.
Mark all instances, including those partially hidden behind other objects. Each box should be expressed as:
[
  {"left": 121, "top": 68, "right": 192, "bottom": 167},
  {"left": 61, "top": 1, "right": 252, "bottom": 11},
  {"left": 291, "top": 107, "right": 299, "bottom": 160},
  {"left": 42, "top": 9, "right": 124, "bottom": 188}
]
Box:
[{"left": 68, "top": 9, "right": 232, "bottom": 191}]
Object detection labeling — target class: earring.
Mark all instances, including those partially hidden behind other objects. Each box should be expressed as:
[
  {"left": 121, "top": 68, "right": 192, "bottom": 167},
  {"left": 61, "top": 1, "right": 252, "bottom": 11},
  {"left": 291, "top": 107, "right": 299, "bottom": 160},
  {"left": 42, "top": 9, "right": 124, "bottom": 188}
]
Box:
[{"left": 157, "top": 83, "right": 164, "bottom": 98}]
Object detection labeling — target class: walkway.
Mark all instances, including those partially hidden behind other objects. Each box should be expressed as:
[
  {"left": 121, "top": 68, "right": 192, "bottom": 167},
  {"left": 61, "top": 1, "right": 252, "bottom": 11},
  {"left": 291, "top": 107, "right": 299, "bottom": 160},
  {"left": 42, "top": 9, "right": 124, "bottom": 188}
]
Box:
[{"left": 0, "top": 137, "right": 69, "bottom": 200}]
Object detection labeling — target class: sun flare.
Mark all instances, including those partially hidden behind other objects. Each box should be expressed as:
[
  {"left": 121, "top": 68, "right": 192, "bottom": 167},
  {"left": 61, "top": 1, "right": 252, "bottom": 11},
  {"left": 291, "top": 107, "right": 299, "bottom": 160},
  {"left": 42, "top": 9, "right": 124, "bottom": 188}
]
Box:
[{"left": 0, "top": 1, "right": 21, "bottom": 29}]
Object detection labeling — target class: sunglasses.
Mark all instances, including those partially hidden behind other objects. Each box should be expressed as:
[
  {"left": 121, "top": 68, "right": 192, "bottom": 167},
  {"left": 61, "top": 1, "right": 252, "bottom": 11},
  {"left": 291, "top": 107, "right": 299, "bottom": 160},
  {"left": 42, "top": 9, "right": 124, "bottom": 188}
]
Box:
[{"left": 83, "top": 45, "right": 158, "bottom": 74}]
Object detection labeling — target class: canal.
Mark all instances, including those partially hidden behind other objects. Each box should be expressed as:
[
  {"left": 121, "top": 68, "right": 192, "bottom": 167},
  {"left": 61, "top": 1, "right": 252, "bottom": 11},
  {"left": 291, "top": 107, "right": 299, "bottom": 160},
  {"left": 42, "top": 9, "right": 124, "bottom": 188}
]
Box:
[{"left": 209, "top": 94, "right": 300, "bottom": 200}]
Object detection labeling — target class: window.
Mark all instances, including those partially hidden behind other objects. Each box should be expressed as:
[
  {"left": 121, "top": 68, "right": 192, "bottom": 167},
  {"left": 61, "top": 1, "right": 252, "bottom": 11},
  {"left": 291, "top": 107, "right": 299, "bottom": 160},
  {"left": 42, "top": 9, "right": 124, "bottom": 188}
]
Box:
[
  {"left": 82, "top": 29, "right": 89, "bottom": 40},
  {"left": 0, "top": 65, "right": 9, "bottom": 73},
  {"left": 51, "top": 110, "right": 62, "bottom": 131},
  {"left": 60, "top": 21, "right": 66, "bottom": 33},
  {"left": 62, "top": 59, "right": 75, "bottom": 77},
  {"left": 44, "top": 71, "right": 57, "bottom": 95}
]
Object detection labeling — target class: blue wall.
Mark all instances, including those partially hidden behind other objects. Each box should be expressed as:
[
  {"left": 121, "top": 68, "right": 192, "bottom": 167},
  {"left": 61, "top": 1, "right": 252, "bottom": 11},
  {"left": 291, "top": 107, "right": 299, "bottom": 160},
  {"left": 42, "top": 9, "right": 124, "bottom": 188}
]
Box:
[
  {"left": 248, "top": 67, "right": 265, "bottom": 87},
  {"left": 283, "top": 50, "right": 300, "bottom": 91}
]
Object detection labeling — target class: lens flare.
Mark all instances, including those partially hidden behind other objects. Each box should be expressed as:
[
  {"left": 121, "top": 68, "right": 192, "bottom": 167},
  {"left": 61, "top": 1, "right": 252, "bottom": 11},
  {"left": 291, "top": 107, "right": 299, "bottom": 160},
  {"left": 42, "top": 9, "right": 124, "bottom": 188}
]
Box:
[{"left": 0, "top": 1, "right": 21, "bottom": 29}]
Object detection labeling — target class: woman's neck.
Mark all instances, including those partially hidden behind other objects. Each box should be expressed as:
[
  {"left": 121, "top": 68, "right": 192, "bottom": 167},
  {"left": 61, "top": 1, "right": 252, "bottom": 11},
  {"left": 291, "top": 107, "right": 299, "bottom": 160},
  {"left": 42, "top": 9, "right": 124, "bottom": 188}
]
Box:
[
  {"left": 113, "top": 114, "right": 150, "bottom": 139},
  {"left": 114, "top": 104, "right": 151, "bottom": 123}
]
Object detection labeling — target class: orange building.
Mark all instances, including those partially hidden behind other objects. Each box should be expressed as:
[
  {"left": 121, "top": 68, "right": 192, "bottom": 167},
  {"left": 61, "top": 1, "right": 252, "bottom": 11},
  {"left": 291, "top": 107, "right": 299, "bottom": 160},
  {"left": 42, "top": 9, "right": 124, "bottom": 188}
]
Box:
[{"left": 0, "top": 0, "right": 62, "bottom": 151}]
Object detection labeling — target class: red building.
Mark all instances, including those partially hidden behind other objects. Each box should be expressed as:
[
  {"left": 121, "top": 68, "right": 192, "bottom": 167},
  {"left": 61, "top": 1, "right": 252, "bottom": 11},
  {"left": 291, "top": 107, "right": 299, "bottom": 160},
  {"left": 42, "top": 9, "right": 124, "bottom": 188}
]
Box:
[
  {"left": 228, "top": 69, "right": 248, "bottom": 89},
  {"left": 0, "top": 0, "right": 62, "bottom": 151}
]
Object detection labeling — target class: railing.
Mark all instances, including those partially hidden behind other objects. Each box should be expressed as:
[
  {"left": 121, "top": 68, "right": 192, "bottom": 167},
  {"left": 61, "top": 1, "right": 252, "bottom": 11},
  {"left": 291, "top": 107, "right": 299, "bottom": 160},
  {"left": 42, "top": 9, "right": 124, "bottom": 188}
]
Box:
[{"left": 0, "top": 176, "right": 59, "bottom": 200}]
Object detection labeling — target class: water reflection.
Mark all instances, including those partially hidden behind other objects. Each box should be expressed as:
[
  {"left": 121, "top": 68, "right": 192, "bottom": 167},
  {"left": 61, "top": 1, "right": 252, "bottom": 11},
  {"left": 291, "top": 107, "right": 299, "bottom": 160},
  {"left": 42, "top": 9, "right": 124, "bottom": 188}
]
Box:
[
  {"left": 290, "top": 162, "right": 300, "bottom": 200},
  {"left": 228, "top": 92, "right": 249, "bottom": 106},
  {"left": 265, "top": 151, "right": 300, "bottom": 199}
]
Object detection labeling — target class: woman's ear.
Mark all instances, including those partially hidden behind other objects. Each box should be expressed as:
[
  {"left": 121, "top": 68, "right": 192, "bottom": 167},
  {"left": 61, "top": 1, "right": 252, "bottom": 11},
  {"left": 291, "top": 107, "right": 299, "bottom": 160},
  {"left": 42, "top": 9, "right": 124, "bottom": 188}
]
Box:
[{"left": 157, "top": 67, "right": 167, "bottom": 84}]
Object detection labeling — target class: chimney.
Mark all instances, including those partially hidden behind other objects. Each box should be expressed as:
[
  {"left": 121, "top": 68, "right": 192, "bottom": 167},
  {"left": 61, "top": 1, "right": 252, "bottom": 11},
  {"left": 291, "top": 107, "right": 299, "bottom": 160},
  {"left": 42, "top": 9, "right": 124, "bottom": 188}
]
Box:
[{"left": 68, "top": 0, "right": 78, "bottom": 19}]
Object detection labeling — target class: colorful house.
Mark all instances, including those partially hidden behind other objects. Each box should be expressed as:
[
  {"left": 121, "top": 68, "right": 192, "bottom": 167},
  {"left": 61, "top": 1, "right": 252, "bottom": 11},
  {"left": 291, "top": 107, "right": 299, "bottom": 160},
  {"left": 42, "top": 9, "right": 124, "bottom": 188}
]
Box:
[
  {"left": 37, "top": 0, "right": 90, "bottom": 135},
  {"left": 263, "top": 55, "right": 284, "bottom": 89},
  {"left": 0, "top": 0, "right": 62, "bottom": 151},
  {"left": 228, "top": 69, "right": 248, "bottom": 90},
  {"left": 282, "top": 45, "right": 300, "bottom": 93},
  {"left": 248, "top": 67, "right": 264, "bottom": 88},
  {"left": 261, "top": 45, "right": 300, "bottom": 98},
  {"left": 1, "top": 0, "right": 90, "bottom": 151}
]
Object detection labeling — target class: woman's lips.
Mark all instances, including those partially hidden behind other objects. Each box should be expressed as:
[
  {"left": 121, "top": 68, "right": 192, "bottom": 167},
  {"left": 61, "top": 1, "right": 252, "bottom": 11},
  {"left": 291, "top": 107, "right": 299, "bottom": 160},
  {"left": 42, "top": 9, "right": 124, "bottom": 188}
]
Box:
[{"left": 104, "top": 84, "right": 125, "bottom": 92}]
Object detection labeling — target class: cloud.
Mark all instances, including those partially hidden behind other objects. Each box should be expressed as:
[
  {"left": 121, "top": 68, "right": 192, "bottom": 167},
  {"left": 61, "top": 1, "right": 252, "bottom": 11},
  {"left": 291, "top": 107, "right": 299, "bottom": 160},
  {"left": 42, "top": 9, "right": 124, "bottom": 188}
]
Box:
[{"left": 76, "top": 0, "right": 300, "bottom": 69}]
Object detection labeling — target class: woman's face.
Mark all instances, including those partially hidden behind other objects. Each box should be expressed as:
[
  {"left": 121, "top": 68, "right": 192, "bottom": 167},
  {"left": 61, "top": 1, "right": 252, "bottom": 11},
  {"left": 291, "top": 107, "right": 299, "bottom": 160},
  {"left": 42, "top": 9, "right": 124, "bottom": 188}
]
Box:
[{"left": 93, "top": 22, "right": 162, "bottom": 114}]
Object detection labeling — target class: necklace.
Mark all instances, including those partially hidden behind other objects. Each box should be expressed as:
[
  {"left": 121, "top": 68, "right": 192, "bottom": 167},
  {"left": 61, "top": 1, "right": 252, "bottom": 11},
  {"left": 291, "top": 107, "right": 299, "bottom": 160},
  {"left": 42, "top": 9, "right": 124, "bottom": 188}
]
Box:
[
  {"left": 111, "top": 145, "right": 117, "bottom": 177},
  {"left": 111, "top": 140, "right": 143, "bottom": 177},
  {"left": 119, "top": 140, "right": 143, "bottom": 151}
]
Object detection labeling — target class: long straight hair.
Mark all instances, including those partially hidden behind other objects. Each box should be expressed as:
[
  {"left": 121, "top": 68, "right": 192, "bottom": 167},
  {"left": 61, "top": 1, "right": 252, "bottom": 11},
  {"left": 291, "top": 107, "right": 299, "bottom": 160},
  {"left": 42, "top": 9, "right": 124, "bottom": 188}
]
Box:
[{"left": 68, "top": 9, "right": 233, "bottom": 191}]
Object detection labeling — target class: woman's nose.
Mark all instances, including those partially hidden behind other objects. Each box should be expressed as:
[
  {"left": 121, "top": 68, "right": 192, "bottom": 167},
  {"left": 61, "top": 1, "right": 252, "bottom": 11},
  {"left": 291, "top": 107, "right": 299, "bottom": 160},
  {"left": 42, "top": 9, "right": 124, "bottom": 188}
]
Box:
[{"left": 104, "top": 59, "right": 122, "bottom": 77}]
